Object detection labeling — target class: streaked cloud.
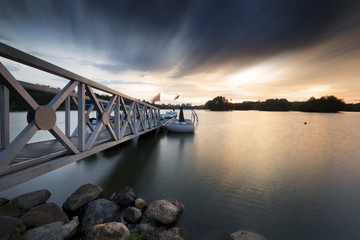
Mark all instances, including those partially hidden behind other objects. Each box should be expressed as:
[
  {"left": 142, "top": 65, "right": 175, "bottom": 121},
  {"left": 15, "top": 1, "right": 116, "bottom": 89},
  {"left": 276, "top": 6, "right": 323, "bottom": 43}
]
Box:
[{"left": 0, "top": 0, "right": 360, "bottom": 103}]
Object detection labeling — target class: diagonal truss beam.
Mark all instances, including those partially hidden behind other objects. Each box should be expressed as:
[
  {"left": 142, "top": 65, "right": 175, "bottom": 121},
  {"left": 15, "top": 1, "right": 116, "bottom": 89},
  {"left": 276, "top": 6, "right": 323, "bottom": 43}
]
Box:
[
  {"left": 0, "top": 122, "right": 38, "bottom": 169},
  {"left": 85, "top": 85, "right": 103, "bottom": 114},
  {"left": 103, "top": 95, "right": 117, "bottom": 141},
  {"left": 135, "top": 103, "right": 145, "bottom": 132},
  {"left": 120, "top": 100, "right": 136, "bottom": 137},
  {"left": 85, "top": 95, "right": 118, "bottom": 150},
  {"left": 50, "top": 125, "right": 79, "bottom": 154},
  {"left": 49, "top": 80, "right": 78, "bottom": 110},
  {"left": 0, "top": 62, "right": 39, "bottom": 113}
]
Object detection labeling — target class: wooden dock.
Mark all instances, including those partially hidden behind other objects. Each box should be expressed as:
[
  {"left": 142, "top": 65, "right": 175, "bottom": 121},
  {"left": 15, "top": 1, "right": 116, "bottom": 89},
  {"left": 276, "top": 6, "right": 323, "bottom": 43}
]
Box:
[{"left": 0, "top": 42, "right": 161, "bottom": 191}]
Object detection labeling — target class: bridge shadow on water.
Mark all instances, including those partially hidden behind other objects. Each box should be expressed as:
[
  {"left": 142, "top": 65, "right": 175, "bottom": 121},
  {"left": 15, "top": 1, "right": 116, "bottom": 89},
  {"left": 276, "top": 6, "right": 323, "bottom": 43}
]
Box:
[
  {"left": 96, "top": 134, "right": 163, "bottom": 198},
  {"left": 94, "top": 132, "right": 197, "bottom": 198}
]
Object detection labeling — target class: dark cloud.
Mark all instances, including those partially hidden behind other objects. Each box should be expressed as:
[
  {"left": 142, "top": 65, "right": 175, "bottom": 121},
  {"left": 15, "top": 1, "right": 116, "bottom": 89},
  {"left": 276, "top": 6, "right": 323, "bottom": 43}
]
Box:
[
  {"left": 81, "top": 60, "right": 128, "bottom": 73},
  {"left": 0, "top": 32, "right": 14, "bottom": 42},
  {"left": 1, "top": 0, "right": 359, "bottom": 77}
]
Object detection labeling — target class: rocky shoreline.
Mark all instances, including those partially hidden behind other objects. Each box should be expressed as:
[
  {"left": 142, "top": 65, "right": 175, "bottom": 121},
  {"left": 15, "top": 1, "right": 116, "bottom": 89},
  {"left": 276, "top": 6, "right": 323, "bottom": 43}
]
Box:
[{"left": 0, "top": 183, "right": 266, "bottom": 240}]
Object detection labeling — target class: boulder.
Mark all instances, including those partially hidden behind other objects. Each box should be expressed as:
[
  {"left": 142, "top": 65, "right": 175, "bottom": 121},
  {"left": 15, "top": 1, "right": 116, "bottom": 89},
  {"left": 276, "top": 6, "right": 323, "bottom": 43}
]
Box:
[
  {"left": 0, "top": 216, "right": 26, "bottom": 239},
  {"left": 227, "top": 230, "right": 266, "bottom": 240},
  {"left": 62, "top": 183, "right": 103, "bottom": 215},
  {"left": 145, "top": 200, "right": 184, "bottom": 225},
  {"left": 0, "top": 204, "right": 25, "bottom": 218},
  {"left": 110, "top": 186, "right": 138, "bottom": 207},
  {"left": 158, "top": 227, "right": 184, "bottom": 240},
  {"left": 81, "top": 198, "right": 120, "bottom": 232},
  {"left": 20, "top": 203, "right": 69, "bottom": 229},
  {"left": 88, "top": 222, "right": 129, "bottom": 240},
  {"left": 13, "top": 189, "right": 51, "bottom": 210},
  {"left": 136, "top": 223, "right": 156, "bottom": 233},
  {"left": 123, "top": 207, "right": 142, "bottom": 223},
  {"left": 0, "top": 198, "right": 9, "bottom": 205},
  {"left": 24, "top": 216, "right": 79, "bottom": 240},
  {"left": 135, "top": 198, "right": 147, "bottom": 210}
]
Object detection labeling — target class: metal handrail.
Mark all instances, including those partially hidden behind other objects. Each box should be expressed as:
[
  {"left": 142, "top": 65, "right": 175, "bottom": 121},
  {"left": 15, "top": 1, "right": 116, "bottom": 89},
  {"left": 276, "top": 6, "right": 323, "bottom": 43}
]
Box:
[
  {"left": 191, "top": 110, "right": 199, "bottom": 131},
  {"left": 0, "top": 42, "right": 157, "bottom": 109}
]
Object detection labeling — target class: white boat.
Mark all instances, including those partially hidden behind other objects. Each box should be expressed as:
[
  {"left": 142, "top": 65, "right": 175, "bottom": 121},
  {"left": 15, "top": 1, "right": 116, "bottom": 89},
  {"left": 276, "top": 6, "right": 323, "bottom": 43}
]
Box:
[
  {"left": 166, "top": 109, "right": 198, "bottom": 133},
  {"left": 160, "top": 113, "right": 173, "bottom": 120},
  {"left": 166, "top": 111, "right": 177, "bottom": 118},
  {"left": 160, "top": 110, "right": 177, "bottom": 120}
]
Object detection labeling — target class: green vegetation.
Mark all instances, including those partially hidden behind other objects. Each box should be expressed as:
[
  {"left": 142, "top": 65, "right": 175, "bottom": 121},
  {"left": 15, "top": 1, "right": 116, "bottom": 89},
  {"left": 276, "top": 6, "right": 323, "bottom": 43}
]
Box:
[
  {"left": 298, "top": 96, "right": 346, "bottom": 113},
  {"left": 205, "top": 95, "right": 348, "bottom": 113},
  {"left": 6, "top": 199, "right": 18, "bottom": 208},
  {"left": 256, "top": 98, "right": 292, "bottom": 111},
  {"left": 204, "top": 96, "right": 232, "bottom": 111},
  {"left": 127, "top": 233, "right": 145, "bottom": 240}
]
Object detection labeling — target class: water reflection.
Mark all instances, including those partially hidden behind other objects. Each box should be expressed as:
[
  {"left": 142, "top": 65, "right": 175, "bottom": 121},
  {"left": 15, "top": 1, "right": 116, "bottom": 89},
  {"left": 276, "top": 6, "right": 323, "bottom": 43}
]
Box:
[
  {"left": 99, "top": 135, "right": 162, "bottom": 198},
  {"left": 3, "top": 111, "right": 360, "bottom": 240}
]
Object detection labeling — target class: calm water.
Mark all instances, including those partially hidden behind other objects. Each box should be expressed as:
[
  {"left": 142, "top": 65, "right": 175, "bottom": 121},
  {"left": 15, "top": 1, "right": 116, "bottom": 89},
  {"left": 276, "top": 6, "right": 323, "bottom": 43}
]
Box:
[{"left": 2, "top": 110, "right": 360, "bottom": 240}]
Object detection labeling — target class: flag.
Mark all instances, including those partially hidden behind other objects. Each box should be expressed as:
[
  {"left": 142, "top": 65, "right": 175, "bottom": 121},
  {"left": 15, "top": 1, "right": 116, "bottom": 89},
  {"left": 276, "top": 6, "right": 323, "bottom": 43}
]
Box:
[
  {"left": 151, "top": 93, "right": 160, "bottom": 103},
  {"left": 174, "top": 94, "right": 180, "bottom": 100}
]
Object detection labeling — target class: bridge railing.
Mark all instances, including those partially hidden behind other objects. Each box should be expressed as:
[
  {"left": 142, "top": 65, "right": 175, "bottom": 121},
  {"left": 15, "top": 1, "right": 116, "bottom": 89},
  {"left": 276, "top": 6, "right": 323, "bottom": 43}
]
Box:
[{"left": 0, "top": 42, "right": 160, "bottom": 189}]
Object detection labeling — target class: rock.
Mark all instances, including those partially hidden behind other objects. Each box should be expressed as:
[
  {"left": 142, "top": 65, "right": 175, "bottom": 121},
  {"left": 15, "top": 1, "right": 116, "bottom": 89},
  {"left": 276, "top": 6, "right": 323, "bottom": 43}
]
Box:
[
  {"left": 158, "top": 227, "right": 184, "bottom": 240},
  {"left": 81, "top": 198, "right": 120, "bottom": 232},
  {"left": 13, "top": 189, "right": 51, "bottom": 210},
  {"left": 0, "top": 216, "right": 26, "bottom": 240},
  {"left": 124, "top": 207, "right": 142, "bottom": 223},
  {"left": 135, "top": 198, "right": 147, "bottom": 210},
  {"left": 0, "top": 204, "right": 26, "bottom": 218},
  {"left": 0, "top": 198, "right": 9, "bottom": 206},
  {"left": 110, "top": 186, "right": 138, "bottom": 207},
  {"left": 88, "top": 222, "right": 130, "bottom": 240},
  {"left": 24, "top": 216, "right": 79, "bottom": 240},
  {"left": 137, "top": 223, "right": 156, "bottom": 233},
  {"left": 145, "top": 199, "right": 184, "bottom": 225},
  {"left": 62, "top": 183, "right": 103, "bottom": 215},
  {"left": 20, "top": 203, "right": 69, "bottom": 229},
  {"left": 227, "top": 230, "right": 266, "bottom": 240}
]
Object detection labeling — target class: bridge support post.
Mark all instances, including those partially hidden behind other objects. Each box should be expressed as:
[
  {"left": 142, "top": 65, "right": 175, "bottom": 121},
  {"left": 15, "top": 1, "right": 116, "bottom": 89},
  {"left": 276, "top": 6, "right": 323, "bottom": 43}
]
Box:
[
  {"left": 0, "top": 84, "right": 9, "bottom": 149},
  {"left": 78, "top": 83, "right": 85, "bottom": 151},
  {"left": 65, "top": 96, "right": 71, "bottom": 137}
]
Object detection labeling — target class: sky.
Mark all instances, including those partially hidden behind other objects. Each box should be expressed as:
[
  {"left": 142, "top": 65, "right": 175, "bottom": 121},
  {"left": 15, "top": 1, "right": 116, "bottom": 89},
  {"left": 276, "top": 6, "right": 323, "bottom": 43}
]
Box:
[{"left": 1, "top": 0, "right": 360, "bottom": 105}]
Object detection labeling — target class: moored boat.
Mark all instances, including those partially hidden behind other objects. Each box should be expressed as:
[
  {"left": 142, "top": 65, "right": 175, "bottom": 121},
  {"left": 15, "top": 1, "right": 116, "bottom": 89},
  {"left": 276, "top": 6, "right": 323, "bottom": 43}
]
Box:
[
  {"left": 160, "top": 110, "right": 177, "bottom": 120},
  {"left": 166, "top": 108, "right": 198, "bottom": 133}
]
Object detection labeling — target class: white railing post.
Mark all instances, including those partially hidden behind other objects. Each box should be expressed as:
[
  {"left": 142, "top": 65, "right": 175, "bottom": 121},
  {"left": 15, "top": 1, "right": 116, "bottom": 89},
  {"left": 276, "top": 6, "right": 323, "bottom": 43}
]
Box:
[
  {"left": 78, "top": 83, "right": 85, "bottom": 151},
  {"left": 0, "top": 84, "right": 9, "bottom": 149},
  {"left": 65, "top": 96, "right": 71, "bottom": 137},
  {"left": 115, "top": 95, "right": 120, "bottom": 139}
]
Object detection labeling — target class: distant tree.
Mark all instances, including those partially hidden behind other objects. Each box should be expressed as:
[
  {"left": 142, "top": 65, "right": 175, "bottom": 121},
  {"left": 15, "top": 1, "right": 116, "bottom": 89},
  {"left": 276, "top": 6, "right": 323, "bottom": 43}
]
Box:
[
  {"left": 203, "top": 95, "right": 349, "bottom": 113},
  {"left": 256, "top": 98, "right": 292, "bottom": 111},
  {"left": 233, "top": 101, "right": 258, "bottom": 110},
  {"left": 205, "top": 96, "right": 232, "bottom": 111},
  {"left": 344, "top": 103, "right": 360, "bottom": 111},
  {"left": 299, "top": 95, "right": 345, "bottom": 113}
]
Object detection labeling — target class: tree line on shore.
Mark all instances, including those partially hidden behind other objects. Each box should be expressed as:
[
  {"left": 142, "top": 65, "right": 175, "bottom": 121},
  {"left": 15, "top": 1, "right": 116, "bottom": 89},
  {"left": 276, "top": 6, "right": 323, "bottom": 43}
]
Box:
[{"left": 204, "top": 95, "right": 360, "bottom": 113}]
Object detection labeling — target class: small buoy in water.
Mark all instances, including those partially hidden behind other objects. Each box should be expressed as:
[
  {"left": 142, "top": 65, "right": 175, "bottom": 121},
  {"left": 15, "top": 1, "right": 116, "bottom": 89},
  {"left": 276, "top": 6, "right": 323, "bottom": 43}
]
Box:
[{"left": 304, "top": 122, "right": 307, "bottom": 125}]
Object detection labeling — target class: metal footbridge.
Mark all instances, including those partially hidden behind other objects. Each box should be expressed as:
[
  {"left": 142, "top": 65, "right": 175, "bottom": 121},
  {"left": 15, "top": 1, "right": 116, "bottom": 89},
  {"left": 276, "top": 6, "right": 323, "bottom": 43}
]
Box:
[{"left": 0, "top": 43, "right": 161, "bottom": 191}]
